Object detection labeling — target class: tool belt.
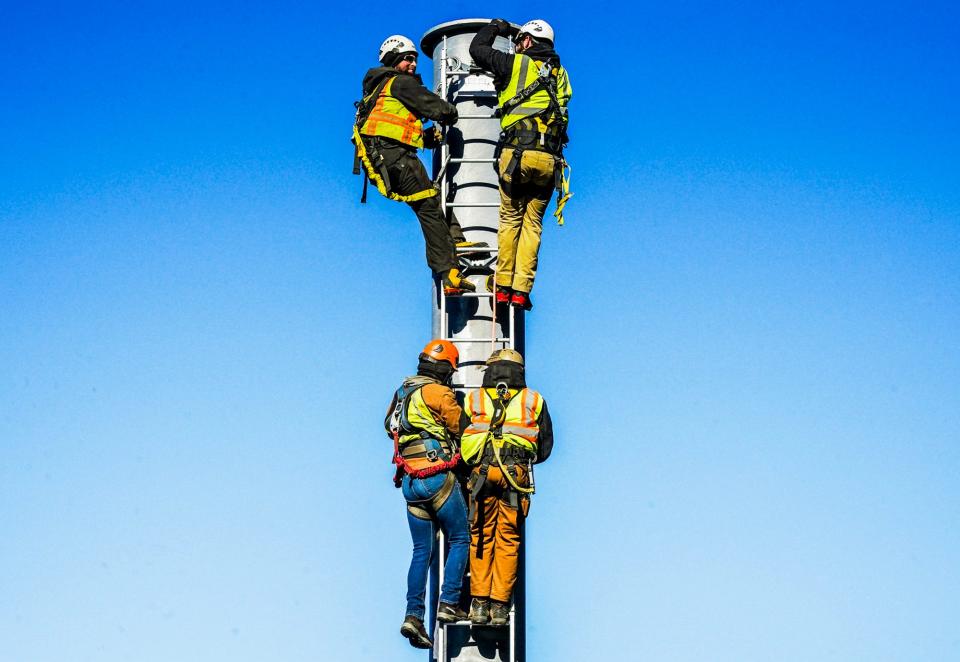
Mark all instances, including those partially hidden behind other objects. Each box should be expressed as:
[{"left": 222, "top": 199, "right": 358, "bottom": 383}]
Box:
[
  {"left": 483, "top": 443, "right": 530, "bottom": 464},
  {"left": 406, "top": 470, "right": 458, "bottom": 521},
  {"left": 393, "top": 430, "right": 461, "bottom": 487},
  {"left": 467, "top": 442, "right": 533, "bottom": 519},
  {"left": 400, "top": 432, "right": 455, "bottom": 463},
  {"left": 500, "top": 124, "right": 565, "bottom": 156}
]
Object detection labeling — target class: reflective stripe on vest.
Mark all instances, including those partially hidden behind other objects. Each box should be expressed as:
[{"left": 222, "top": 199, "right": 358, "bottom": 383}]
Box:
[
  {"left": 497, "top": 55, "right": 571, "bottom": 131},
  {"left": 398, "top": 387, "right": 447, "bottom": 446},
  {"left": 460, "top": 387, "right": 543, "bottom": 464},
  {"left": 360, "top": 76, "right": 424, "bottom": 149}
]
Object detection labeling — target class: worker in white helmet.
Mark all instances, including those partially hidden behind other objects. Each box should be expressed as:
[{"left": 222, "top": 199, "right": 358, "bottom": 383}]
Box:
[
  {"left": 470, "top": 19, "right": 572, "bottom": 311},
  {"left": 352, "top": 35, "right": 476, "bottom": 295}
]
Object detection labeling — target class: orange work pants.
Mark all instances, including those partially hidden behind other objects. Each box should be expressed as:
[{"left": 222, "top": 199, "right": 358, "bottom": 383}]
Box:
[{"left": 469, "top": 463, "right": 529, "bottom": 603}]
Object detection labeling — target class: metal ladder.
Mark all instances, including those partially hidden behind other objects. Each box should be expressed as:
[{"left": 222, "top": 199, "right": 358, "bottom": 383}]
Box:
[
  {"left": 436, "top": 33, "right": 516, "bottom": 384},
  {"left": 432, "top": 35, "right": 521, "bottom": 662}
]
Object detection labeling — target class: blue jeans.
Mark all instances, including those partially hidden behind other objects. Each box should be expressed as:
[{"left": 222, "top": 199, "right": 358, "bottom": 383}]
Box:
[{"left": 402, "top": 472, "right": 469, "bottom": 619}]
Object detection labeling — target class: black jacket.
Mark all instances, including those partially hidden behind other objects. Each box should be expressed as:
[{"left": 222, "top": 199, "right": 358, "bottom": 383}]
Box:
[
  {"left": 469, "top": 23, "right": 563, "bottom": 92},
  {"left": 361, "top": 66, "right": 457, "bottom": 124}
]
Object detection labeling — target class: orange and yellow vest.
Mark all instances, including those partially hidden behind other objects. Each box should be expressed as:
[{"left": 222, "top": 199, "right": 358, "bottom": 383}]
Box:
[
  {"left": 460, "top": 387, "right": 543, "bottom": 465},
  {"left": 360, "top": 76, "right": 424, "bottom": 149}
]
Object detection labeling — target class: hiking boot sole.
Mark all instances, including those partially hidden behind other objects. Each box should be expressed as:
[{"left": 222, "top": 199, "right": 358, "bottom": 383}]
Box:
[{"left": 400, "top": 623, "right": 433, "bottom": 649}]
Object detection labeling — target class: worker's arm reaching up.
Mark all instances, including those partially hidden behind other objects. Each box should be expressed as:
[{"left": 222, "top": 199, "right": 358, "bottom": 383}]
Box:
[{"left": 469, "top": 19, "right": 514, "bottom": 87}]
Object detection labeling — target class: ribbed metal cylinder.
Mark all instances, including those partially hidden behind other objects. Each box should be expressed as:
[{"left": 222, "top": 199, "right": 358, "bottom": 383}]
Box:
[{"left": 422, "top": 19, "right": 525, "bottom": 392}]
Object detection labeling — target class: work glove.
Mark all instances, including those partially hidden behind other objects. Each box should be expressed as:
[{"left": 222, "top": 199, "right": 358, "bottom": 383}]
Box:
[
  {"left": 422, "top": 125, "right": 443, "bottom": 149},
  {"left": 490, "top": 18, "right": 512, "bottom": 35},
  {"left": 440, "top": 105, "right": 458, "bottom": 126}
]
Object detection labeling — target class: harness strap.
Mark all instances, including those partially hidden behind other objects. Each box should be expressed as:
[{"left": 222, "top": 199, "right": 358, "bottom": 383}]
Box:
[
  {"left": 393, "top": 429, "right": 460, "bottom": 479},
  {"left": 352, "top": 126, "right": 438, "bottom": 203},
  {"left": 501, "top": 63, "right": 557, "bottom": 114},
  {"left": 400, "top": 433, "right": 454, "bottom": 461},
  {"left": 405, "top": 470, "right": 457, "bottom": 520},
  {"left": 491, "top": 439, "right": 535, "bottom": 495},
  {"left": 501, "top": 61, "right": 565, "bottom": 125},
  {"left": 468, "top": 461, "right": 489, "bottom": 522},
  {"left": 553, "top": 160, "right": 573, "bottom": 226}
]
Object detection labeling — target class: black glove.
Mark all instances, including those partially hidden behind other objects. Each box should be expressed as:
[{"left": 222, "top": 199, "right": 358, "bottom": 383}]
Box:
[
  {"left": 491, "top": 18, "right": 512, "bottom": 35},
  {"left": 440, "top": 106, "right": 458, "bottom": 126},
  {"left": 422, "top": 125, "right": 442, "bottom": 149}
]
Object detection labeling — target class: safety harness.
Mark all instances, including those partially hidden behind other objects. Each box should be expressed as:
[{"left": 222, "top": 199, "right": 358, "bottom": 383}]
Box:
[
  {"left": 405, "top": 471, "right": 458, "bottom": 521},
  {"left": 497, "top": 60, "right": 574, "bottom": 225},
  {"left": 388, "top": 377, "right": 461, "bottom": 489},
  {"left": 352, "top": 76, "right": 438, "bottom": 204},
  {"left": 467, "top": 383, "right": 535, "bottom": 521}
]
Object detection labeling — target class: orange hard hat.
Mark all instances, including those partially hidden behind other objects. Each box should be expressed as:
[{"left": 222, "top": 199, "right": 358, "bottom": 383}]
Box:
[{"left": 420, "top": 339, "right": 459, "bottom": 370}]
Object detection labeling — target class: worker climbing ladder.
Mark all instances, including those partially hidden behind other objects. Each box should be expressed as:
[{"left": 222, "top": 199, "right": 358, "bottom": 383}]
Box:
[{"left": 423, "top": 23, "right": 529, "bottom": 662}]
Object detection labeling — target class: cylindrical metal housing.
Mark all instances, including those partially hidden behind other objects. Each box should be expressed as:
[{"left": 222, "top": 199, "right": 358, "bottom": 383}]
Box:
[{"left": 422, "top": 19, "right": 524, "bottom": 391}]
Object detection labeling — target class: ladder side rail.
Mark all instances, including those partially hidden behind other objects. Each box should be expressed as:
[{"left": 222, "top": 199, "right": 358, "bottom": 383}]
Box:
[{"left": 435, "top": 35, "right": 449, "bottom": 662}]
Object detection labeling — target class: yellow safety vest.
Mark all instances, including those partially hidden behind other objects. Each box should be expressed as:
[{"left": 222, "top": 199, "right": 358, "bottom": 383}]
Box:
[
  {"left": 398, "top": 387, "right": 447, "bottom": 447},
  {"left": 497, "top": 55, "right": 572, "bottom": 131},
  {"left": 360, "top": 76, "right": 424, "bottom": 149},
  {"left": 461, "top": 387, "right": 543, "bottom": 464}
]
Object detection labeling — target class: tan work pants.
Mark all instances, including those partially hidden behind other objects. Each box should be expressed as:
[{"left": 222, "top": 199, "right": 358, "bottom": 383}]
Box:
[
  {"left": 469, "top": 463, "right": 529, "bottom": 603},
  {"left": 496, "top": 148, "right": 556, "bottom": 294}
]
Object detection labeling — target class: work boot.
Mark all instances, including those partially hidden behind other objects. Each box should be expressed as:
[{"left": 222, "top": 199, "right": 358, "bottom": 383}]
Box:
[
  {"left": 400, "top": 615, "right": 433, "bottom": 649},
  {"left": 437, "top": 602, "right": 469, "bottom": 623},
  {"left": 489, "top": 600, "right": 511, "bottom": 626},
  {"left": 468, "top": 597, "right": 491, "bottom": 625},
  {"left": 510, "top": 290, "right": 532, "bottom": 311},
  {"left": 495, "top": 286, "right": 512, "bottom": 305},
  {"left": 442, "top": 268, "right": 477, "bottom": 296}
]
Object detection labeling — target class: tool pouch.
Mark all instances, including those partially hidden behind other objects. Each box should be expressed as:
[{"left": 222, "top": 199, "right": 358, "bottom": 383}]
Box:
[
  {"left": 499, "top": 148, "right": 523, "bottom": 198},
  {"left": 520, "top": 494, "right": 531, "bottom": 517}
]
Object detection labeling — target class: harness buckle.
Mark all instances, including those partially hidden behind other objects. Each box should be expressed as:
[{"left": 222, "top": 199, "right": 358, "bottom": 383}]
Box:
[{"left": 426, "top": 449, "right": 439, "bottom": 462}]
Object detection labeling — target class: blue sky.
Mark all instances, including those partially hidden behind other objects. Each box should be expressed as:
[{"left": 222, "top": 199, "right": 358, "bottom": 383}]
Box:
[{"left": 2, "top": 2, "right": 959, "bottom": 661}]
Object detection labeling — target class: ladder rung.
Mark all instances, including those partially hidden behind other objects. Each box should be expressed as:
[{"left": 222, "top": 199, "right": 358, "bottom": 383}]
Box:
[
  {"left": 445, "top": 338, "right": 509, "bottom": 344},
  {"left": 447, "top": 202, "right": 500, "bottom": 208},
  {"left": 449, "top": 158, "right": 497, "bottom": 164},
  {"left": 456, "top": 114, "right": 497, "bottom": 119}
]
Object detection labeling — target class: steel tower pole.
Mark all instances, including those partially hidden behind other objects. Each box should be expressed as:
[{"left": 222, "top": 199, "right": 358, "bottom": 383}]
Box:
[{"left": 421, "top": 18, "right": 527, "bottom": 662}]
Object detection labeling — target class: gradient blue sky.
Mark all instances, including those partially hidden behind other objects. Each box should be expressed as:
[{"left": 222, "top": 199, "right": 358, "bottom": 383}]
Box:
[{"left": 2, "top": 2, "right": 959, "bottom": 661}]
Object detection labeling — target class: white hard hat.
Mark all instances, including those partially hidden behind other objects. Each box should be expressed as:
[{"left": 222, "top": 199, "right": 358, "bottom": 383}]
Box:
[
  {"left": 378, "top": 35, "right": 417, "bottom": 63},
  {"left": 518, "top": 19, "right": 554, "bottom": 44}
]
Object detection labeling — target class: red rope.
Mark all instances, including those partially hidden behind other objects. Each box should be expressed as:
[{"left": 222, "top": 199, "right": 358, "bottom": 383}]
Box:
[{"left": 392, "top": 430, "right": 460, "bottom": 484}]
